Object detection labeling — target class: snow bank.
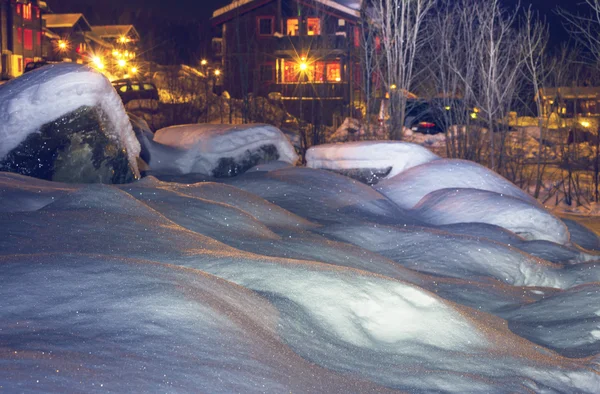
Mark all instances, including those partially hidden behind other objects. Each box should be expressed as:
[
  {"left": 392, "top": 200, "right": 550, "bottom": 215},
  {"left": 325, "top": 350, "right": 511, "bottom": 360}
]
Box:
[
  {"left": 306, "top": 141, "right": 439, "bottom": 182},
  {"left": 376, "top": 159, "right": 537, "bottom": 209},
  {"left": 0, "top": 63, "right": 140, "bottom": 175},
  {"left": 413, "top": 188, "right": 570, "bottom": 244},
  {"left": 152, "top": 123, "right": 298, "bottom": 176}
]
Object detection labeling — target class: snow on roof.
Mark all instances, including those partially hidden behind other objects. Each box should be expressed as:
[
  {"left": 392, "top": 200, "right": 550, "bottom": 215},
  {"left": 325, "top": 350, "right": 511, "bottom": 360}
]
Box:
[
  {"left": 91, "top": 25, "right": 139, "bottom": 40},
  {"left": 212, "top": 0, "right": 361, "bottom": 19},
  {"left": 42, "top": 27, "right": 60, "bottom": 40},
  {"left": 43, "top": 13, "right": 91, "bottom": 30},
  {"left": 152, "top": 124, "right": 298, "bottom": 175},
  {"left": 306, "top": 141, "right": 439, "bottom": 180},
  {"left": 0, "top": 63, "right": 140, "bottom": 176}
]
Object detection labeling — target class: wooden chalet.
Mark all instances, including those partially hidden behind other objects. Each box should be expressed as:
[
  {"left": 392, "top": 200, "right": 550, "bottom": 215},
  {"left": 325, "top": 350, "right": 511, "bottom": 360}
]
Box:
[
  {"left": 211, "top": 0, "right": 363, "bottom": 125},
  {"left": 0, "top": 0, "right": 44, "bottom": 79}
]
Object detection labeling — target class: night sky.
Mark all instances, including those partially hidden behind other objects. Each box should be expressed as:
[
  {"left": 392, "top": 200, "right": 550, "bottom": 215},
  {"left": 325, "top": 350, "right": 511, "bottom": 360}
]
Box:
[{"left": 51, "top": 0, "right": 585, "bottom": 63}]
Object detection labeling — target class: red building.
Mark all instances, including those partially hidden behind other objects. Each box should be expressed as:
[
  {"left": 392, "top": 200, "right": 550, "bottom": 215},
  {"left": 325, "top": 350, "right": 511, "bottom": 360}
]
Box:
[
  {"left": 0, "top": 0, "right": 44, "bottom": 79},
  {"left": 211, "top": 0, "right": 363, "bottom": 125}
]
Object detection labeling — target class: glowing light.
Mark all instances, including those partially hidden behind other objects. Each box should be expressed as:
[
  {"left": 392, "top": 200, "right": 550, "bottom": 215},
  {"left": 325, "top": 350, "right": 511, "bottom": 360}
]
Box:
[
  {"left": 92, "top": 56, "right": 104, "bottom": 70},
  {"left": 299, "top": 62, "right": 308, "bottom": 71},
  {"left": 112, "top": 50, "right": 119, "bottom": 57},
  {"left": 390, "top": 84, "right": 397, "bottom": 90},
  {"left": 119, "top": 36, "right": 129, "bottom": 44},
  {"left": 470, "top": 112, "right": 477, "bottom": 119},
  {"left": 201, "top": 59, "right": 208, "bottom": 66},
  {"left": 58, "top": 40, "right": 68, "bottom": 50},
  {"left": 130, "top": 67, "right": 138, "bottom": 74},
  {"left": 118, "top": 59, "right": 127, "bottom": 68},
  {"left": 214, "top": 69, "right": 221, "bottom": 76},
  {"left": 580, "top": 120, "right": 591, "bottom": 128},
  {"left": 445, "top": 106, "right": 451, "bottom": 111}
]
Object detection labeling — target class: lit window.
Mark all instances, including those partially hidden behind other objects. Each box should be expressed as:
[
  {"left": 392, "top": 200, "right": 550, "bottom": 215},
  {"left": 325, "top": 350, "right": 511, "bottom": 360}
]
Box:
[
  {"left": 23, "top": 3, "right": 32, "bottom": 20},
  {"left": 24, "top": 29, "right": 33, "bottom": 50},
  {"left": 16, "top": 4, "right": 21, "bottom": 15},
  {"left": 287, "top": 19, "right": 299, "bottom": 36},
  {"left": 258, "top": 17, "right": 274, "bottom": 36},
  {"left": 35, "top": 7, "right": 40, "bottom": 18},
  {"left": 326, "top": 62, "right": 341, "bottom": 82},
  {"left": 37, "top": 31, "right": 42, "bottom": 45},
  {"left": 307, "top": 18, "right": 320, "bottom": 36}
]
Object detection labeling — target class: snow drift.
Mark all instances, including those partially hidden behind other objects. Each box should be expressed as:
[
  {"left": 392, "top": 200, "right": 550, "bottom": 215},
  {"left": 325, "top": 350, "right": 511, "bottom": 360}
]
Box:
[
  {"left": 151, "top": 123, "right": 298, "bottom": 176},
  {"left": 376, "top": 158, "right": 537, "bottom": 209},
  {"left": 306, "top": 141, "right": 439, "bottom": 184},
  {"left": 413, "top": 188, "right": 570, "bottom": 244}
]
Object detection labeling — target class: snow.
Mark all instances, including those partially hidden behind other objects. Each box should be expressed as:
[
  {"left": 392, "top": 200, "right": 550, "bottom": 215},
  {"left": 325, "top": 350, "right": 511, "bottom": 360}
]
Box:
[
  {"left": 0, "top": 63, "right": 140, "bottom": 176},
  {"left": 2, "top": 145, "right": 600, "bottom": 390},
  {"left": 376, "top": 158, "right": 538, "bottom": 209},
  {"left": 306, "top": 141, "right": 439, "bottom": 180},
  {"left": 151, "top": 123, "right": 298, "bottom": 175},
  {"left": 412, "top": 188, "right": 570, "bottom": 244}
]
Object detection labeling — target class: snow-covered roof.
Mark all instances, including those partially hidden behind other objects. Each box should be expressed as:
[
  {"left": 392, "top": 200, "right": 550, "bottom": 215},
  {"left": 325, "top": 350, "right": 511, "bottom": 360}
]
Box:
[
  {"left": 212, "top": 0, "right": 361, "bottom": 20},
  {"left": 91, "top": 25, "right": 140, "bottom": 40},
  {"left": 84, "top": 32, "right": 112, "bottom": 48},
  {"left": 43, "top": 13, "right": 91, "bottom": 31}
]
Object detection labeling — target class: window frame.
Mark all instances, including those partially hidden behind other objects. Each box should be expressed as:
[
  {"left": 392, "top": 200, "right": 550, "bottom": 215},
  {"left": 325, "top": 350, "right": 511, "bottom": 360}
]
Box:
[
  {"left": 259, "top": 63, "right": 275, "bottom": 83},
  {"left": 307, "top": 17, "right": 321, "bottom": 36},
  {"left": 257, "top": 16, "right": 275, "bottom": 37}
]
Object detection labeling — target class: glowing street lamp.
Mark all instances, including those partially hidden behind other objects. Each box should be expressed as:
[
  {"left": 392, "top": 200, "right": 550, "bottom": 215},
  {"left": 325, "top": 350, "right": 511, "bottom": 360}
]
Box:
[
  {"left": 119, "top": 36, "right": 129, "bottom": 44},
  {"left": 214, "top": 69, "right": 221, "bottom": 77},
  {"left": 118, "top": 59, "right": 127, "bottom": 68},
  {"left": 130, "top": 66, "right": 138, "bottom": 74},
  {"left": 200, "top": 59, "right": 208, "bottom": 66},
  {"left": 58, "top": 40, "right": 68, "bottom": 50},
  {"left": 390, "top": 84, "right": 397, "bottom": 90},
  {"left": 92, "top": 56, "right": 104, "bottom": 70}
]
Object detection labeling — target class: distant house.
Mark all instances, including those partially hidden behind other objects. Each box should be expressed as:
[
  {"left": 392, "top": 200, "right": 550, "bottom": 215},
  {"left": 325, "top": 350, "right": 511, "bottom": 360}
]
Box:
[
  {"left": 0, "top": 0, "right": 44, "bottom": 79},
  {"left": 43, "top": 13, "right": 95, "bottom": 63},
  {"left": 211, "top": 0, "right": 363, "bottom": 125},
  {"left": 90, "top": 25, "right": 139, "bottom": 52},
  {"left": 540, "top": 87, "right": 600, "bottom": 119}
]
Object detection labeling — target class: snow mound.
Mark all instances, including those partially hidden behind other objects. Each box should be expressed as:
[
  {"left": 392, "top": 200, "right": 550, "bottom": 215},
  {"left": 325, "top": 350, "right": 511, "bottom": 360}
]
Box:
[
  {"left": 0, "top": 63, "right": 140, "bottom": 175},
  {"left": 413, "top": 188, "right": 570, "bottom": 244},
  {"left": 306, "top": 141, "right": 439, "bottom": 183},
  {"left": 152, "top": 123, "right": 298, "bottom": 176},
  {"left": 376, "top": 159, "right": 537, "bottom": 209}
]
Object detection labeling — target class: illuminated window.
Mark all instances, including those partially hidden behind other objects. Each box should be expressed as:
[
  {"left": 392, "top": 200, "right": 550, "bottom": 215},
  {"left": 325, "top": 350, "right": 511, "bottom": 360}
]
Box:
[
  {"left": 307, "top": 18, "right": 320, "bottom": 36},
  {"left": 257, "top": 17, "right": 274, "bottom": 36},
  {"left": 37, "top": 31, "right": 42, "bottom": 45},
  {"left": 354, "top": 27, "right": 360, "bottom": 47},
  {"left": 35, "top": 7, "right": 40, "bottom": 18},
  {"left": 16, "top": 4, "right": 21, "bottom": 15},
  {"left": 326, "top": 62, "right": 341, "bottom": 82},
  {"left": 287, "top": 18, "right": 299, "bottom": 36},
  {"left": 282, "top": 60, "right": 299, "bottom": 83},
  {"left": 23, "top": 3, "right": 32, "bottom": 20},
  {"left": 24, "top": 29, "right": 33, "bottom": 50}
]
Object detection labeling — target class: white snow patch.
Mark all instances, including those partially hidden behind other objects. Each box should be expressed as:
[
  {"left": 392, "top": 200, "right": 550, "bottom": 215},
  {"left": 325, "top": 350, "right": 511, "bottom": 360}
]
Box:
[
  {"left": 0, "top": 63, "right": 140, "bottom": 175},
  {"left": 413, "top": 188, "right": 570, "bottom": 244},
  {"left": 152, "top": 123, "right": 298, "bottom": 175},
  {"left": 306, "top": 141, "right": 439, "bottom": 179},
  {"left": 376, "top": 159, "right": 538, "bottom": 209}
]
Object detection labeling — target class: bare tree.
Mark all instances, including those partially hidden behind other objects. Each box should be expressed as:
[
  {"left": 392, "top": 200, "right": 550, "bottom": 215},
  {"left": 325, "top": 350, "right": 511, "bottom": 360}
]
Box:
[
  {"left": 371, "top": 0, "right": 436, "bottom": 140},
  {"left": 521, "top": 7, "right": 552, "bottom": 198}
]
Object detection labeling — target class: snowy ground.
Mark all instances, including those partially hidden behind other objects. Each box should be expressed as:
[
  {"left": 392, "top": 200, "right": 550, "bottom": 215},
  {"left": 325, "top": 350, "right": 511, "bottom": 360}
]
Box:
[
  {"left": 2, "top": 65, "right": 600, "bottom": 392},
  {"left": 2, "top": 162, "right": 600, "bottom": 392}
]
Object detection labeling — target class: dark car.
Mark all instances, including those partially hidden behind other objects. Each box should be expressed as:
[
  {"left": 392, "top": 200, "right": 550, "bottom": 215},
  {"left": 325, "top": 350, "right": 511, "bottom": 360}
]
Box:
[
  {"left": 112, "top": 79, "right": 159, "bottom": 113},
  {"left": 404, "top": 99, "right": 478, "bottom": 134},
  {"left": 404, "top": 100, "right": 444, "bottom": 134},
  {"left": 24, "top": 61, "right": 50, "bottom": 73}
]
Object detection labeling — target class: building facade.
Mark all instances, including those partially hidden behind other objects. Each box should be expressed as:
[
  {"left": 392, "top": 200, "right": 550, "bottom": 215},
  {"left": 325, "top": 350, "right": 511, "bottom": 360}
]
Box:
[
  {"left": 211, "top": 0, "right": 363, "bottom": 125},
  {"left": 1, "top": 0, "right": 44, "bottom": 79}
]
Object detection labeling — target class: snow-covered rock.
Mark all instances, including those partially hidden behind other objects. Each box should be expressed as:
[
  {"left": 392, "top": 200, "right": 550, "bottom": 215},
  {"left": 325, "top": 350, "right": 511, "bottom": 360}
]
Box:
[
  {"left": 376, "top": 159, "right": 537, "bottom": 209},
  {"left": 306, "top": 141, "right": 439, "bottom": 184},
  {"left": 413, "top": 188, "right": 570, "bottom": 244},
  {"left": 0, "top": 63, "right": 140, "bottom": 182},
  {"left": 151, "top": 123, "right": 298, "bottom": 176}
]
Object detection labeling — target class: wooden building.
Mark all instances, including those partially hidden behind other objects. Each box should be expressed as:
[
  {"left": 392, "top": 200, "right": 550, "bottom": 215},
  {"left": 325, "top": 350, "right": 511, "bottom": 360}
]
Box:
[
  {"left": 0, "top": 0, "right": 44, "bottom": 79},
  {"left": 211, "top": 0, "right": 363, "bottom": 125}
]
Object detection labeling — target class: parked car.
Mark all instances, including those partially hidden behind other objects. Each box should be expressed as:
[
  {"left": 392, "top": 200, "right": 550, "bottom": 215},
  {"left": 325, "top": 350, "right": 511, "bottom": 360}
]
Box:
[
  {"left": 404, "top": 99, "right": 478, "bottom": 134},
  {"left": 24, "top": 61, "right": 50, "bottom": 73},
  {"left": 111, "top": 79, "right": 160, "bottom": 113}
]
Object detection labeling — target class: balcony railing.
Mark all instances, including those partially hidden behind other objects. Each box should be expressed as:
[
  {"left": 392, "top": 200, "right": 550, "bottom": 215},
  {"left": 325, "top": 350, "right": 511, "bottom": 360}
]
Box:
[
  {"left": 274, "top": 82, "right": 348, "bottom": 100},
  {"left": 275, "top": 34, "right": 350, "bottom": 54}
]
